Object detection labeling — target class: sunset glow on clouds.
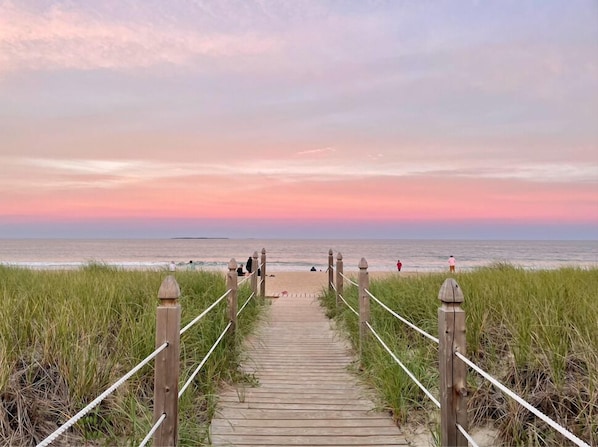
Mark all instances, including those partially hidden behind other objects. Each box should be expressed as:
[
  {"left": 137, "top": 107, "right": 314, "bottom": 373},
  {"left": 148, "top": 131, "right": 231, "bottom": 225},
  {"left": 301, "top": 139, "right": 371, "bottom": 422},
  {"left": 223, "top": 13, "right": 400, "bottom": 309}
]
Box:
[{"left": 1, "top": 0, "right": 597, "bottom": 239}]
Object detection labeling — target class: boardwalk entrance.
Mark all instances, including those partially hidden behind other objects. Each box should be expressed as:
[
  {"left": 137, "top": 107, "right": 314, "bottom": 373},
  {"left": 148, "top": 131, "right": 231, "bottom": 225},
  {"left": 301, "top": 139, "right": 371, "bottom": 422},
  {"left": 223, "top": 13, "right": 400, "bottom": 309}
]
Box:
[{"left": 210, "top": 293, "right": 407, "bottom": 446}]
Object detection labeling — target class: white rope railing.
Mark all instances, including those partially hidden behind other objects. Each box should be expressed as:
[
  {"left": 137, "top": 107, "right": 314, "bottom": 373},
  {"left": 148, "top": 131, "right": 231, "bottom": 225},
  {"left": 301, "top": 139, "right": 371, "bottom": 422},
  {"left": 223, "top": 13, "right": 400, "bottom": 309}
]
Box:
[
  {"left": 330, "top": 281, "right": 337, "bottom": 292},
  {"left": 138, "top": 413, "right": 166, "bottom": 447},
  {"left": 339, "top": 271, "right": 358, "bottom": 287},
  {"left": 455, "top": 351, "right": 590, "bottom": 447},
  {"left": 456, "top": 423, "right": 480, "bottom": 447},
  {"left": 366, "top": 322, "right": 441, "bottom": 408},
  {"left": 237, "top": 292, "right": 255, "bottom": 316},
  {"left": 178, "top": 322, "right": 232, "bottom": 398},
  {"left": 365, "top": 289, "right": 439, "bottom": 344},
  {"left": 338, "top": 293, "right": 359, "bottom": 316},
  {"left": 237, "top": 274, "right": 251, "bottom": 286},
  {"left": 180, "top": 289, "right": 231, "bottom": 335},
  {"left": 37, "top": 342, "right": 169, "bottom": 447}
]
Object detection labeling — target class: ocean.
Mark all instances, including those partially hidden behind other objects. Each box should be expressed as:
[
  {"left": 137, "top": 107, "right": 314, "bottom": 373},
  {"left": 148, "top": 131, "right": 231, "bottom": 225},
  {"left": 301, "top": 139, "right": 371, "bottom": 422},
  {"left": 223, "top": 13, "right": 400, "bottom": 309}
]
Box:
[{"left": 0, "top": 239, "right": 596, "bottom": 272}]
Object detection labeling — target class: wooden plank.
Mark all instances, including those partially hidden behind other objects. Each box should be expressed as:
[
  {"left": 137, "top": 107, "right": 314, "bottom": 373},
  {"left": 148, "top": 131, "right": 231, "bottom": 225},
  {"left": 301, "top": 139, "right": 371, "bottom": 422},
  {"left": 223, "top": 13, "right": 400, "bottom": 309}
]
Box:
[
  {"left": 210, "top": 424, "right": 402, "bottom": 436},
  {"left": 217, "top": 402, "right": 378, "bottom": 411},
  {"left": 210, "top": 434, "right": 408, "bottom": 445},
  {"left": 214, "top": 409, "right": 394, "bottom": 420},
  {"left": 233, "top": 382, "right": 362, "bottom": 391},
  {"left": 218, "top": 395, "right": 369, "bottom": 404},
  {"left": 210, "top": 418, "right": 396, "bottom": 428}
]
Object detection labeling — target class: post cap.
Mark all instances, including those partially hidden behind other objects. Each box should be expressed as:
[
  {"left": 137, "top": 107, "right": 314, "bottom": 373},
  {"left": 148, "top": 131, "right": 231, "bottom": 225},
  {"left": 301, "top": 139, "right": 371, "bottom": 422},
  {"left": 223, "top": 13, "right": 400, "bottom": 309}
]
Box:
[
  {"left": 253, "top": 250, "right": 258, "bottom": 258},
  {"left": 329, "top": 249, "right": 333, "bottom": 256},
  {"left": 358, "top": 257, "right": 368, "bottom": 269},
  {"left": 438, "top": 278, "right": 464, "bottom": 303},
  {"left": 158, "top": 275, "right": 181, "bottom": 302},
  {"left": 228, "top": 258, "right": 237, "bottom": 270},
  {"left": 337, "top": 252, "right": 343, "bottom": 260},
  {"left": 261, "top": 248, "right": 266, "bottom": 254}
]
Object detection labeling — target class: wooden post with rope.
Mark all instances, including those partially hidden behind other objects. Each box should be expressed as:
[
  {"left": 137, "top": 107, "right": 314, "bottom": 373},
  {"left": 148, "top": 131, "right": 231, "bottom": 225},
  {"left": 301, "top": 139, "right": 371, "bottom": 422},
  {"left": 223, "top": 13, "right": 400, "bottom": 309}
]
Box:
[
  {"left": 358, "top": 257, "right": 370, "bottom": 363},
  {"left": 227, "top": 259, "right": 238, "bottom": 338},
  {"left": 153, "top": 275, "right": 181, "bottom": 447},
  {"left": 335, "top": 252, "right": 343, "bottom": 311},
  {"left": 251, "top": 251, "right": 259, "bottom": 298},
  {"left": 260, "top": 248, "right": 267, "bottom": 298},
  {"left": 328, "top": 249, "right": 334, "bottom": 292},
  {"left": 438, "top": 278, "right": 468, "bottom": 447}
]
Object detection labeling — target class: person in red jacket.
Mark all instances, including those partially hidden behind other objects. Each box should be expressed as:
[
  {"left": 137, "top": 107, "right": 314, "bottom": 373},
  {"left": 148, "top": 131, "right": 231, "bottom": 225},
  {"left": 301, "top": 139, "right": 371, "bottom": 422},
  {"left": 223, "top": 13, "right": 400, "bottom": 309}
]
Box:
[{"left": 396, "top": 260, "right": 402, "bottom": 272}]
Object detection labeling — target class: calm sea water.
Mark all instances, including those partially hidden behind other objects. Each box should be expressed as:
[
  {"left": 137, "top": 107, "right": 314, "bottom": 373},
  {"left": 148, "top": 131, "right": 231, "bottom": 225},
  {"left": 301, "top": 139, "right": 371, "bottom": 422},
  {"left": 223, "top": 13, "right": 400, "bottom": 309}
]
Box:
[{"left": 0, "top": 239, "right": 596, "bottom": 272}]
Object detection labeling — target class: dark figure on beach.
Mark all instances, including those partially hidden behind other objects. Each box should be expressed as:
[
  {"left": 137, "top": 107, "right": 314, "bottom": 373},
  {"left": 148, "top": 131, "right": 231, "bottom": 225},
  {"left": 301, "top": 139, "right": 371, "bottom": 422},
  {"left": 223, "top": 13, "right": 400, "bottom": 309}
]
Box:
[
  {"left": 237, "top": 264, "right": 244, "bottom": 276},
  {"left": 310, "top": 266, "right": 316, "bottom": 271},
  {"left": 246, "top": 256, "right": 253, "bottom": 273},
  {"left": 396, "top": 260, "right": 402, "bottom": 272}
]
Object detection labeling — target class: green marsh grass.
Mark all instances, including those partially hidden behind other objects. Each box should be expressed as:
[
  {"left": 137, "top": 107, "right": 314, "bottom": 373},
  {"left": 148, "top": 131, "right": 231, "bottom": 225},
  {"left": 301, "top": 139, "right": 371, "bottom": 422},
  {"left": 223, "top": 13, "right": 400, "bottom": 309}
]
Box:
[
  {"left": 0, "top": 265, "right": 265, "bottom": 446},
  {"left": 321, "top": 265, "right": 598, "bottom": 446}
]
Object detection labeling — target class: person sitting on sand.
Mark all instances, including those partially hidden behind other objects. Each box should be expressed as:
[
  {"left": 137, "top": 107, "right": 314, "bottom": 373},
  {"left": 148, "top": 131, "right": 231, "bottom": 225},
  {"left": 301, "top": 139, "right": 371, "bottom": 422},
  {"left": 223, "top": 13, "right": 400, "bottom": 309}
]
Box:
[
  {"left": 237, "top": 264, "right": 244, "bottom": 276},
  {"left": 310, "top": 266, "right": 316, "bottom": 271}
]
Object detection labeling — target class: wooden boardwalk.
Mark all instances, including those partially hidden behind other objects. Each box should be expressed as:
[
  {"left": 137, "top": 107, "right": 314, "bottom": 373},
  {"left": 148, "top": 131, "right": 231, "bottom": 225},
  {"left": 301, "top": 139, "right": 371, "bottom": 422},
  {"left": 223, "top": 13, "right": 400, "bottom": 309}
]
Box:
[{"left": 209, "top": 293, "right": 408, "bottom": 446}]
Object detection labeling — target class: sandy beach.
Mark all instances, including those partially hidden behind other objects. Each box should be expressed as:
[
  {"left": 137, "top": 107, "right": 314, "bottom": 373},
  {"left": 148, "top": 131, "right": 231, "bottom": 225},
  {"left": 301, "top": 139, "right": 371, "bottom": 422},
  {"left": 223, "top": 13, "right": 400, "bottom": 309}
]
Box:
[{"left": 262, "top": 271, "right": 418, "bottom": 297}]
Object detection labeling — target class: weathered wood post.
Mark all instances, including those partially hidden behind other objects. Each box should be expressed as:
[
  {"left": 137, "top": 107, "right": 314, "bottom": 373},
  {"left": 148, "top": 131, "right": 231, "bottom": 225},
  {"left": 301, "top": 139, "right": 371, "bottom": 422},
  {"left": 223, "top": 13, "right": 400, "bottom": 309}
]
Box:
[
  {"left": 328, "top": 249, "right": 334, "bottom": 292},
  {"left": 154, "top": 275, "right": 181, "bottom": 447},
  {"left": 251, "top": 251, "right": 259, "bottom": 298},
  {"left": 260, "top": 248, "right": 267, "bottom": 298},
  {"left": 358, "top": 257, "right": 370, "bottom": 362},
  {"left": 335, "top": 252, "right": 343, "bottom": 310},
  {"left": 227, "top": 259, "right": 238, "bottom": 337},
  {"left": 438, "top": 278, "right": 468, "bottom": 447}
]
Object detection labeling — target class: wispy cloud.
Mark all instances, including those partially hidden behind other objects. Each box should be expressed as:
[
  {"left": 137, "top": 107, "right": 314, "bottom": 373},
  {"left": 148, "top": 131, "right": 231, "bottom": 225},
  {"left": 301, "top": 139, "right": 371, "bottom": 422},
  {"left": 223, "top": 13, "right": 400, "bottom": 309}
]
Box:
[
  {"left": 0, "top": 2, "right": 281, "bottom": 73},
  {"left": 3, "top": 157, "right": 595, "bottom": 191},
  {"left": 295, "top": 147, "right": 336, "bottom": 156}
]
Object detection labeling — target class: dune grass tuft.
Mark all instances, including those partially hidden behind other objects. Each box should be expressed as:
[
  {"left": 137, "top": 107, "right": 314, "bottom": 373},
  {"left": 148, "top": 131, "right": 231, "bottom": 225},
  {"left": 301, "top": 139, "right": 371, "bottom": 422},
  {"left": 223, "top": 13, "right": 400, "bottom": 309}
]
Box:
[{"left": 0, "top": 265, "right": 264, "bottom": 446}]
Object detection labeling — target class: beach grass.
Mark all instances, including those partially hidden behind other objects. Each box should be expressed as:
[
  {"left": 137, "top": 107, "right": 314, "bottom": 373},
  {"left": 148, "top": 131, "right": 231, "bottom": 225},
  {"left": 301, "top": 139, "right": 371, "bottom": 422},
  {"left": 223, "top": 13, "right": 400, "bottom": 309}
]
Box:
[
  {"left": 320, "top": 265, "right": 598, "bottom": 446},
  {"left": 0, "top": 264, "right": 264, "bottom": 446}
]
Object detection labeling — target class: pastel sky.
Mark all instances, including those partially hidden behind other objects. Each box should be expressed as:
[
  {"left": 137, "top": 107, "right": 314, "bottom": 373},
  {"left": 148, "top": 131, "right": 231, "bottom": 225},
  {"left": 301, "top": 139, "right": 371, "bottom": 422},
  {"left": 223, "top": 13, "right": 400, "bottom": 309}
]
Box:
[{"left": 1, "top": 0, "right": 597, "bottom": 239}]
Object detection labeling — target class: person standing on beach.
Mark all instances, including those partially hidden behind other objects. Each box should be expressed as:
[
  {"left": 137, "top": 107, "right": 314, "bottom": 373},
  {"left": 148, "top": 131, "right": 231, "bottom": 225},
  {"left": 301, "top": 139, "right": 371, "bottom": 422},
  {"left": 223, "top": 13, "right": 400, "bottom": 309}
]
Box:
[
  {"left": 396, "top": 260, "right": 402, "bottom": 272},
  {"left": 448, "top": 255, "right": 456, "bottom": 273},
  {"left": 246, "top": 256, "right": 253, "bottom": 273}
]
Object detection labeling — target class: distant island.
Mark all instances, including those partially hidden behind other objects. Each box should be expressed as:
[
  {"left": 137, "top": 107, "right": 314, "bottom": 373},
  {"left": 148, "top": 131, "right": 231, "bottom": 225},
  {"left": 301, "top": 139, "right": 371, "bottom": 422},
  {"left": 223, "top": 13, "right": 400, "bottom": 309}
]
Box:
[{"left": 171, "top": 237, "right": 229, "bottom": 240}]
